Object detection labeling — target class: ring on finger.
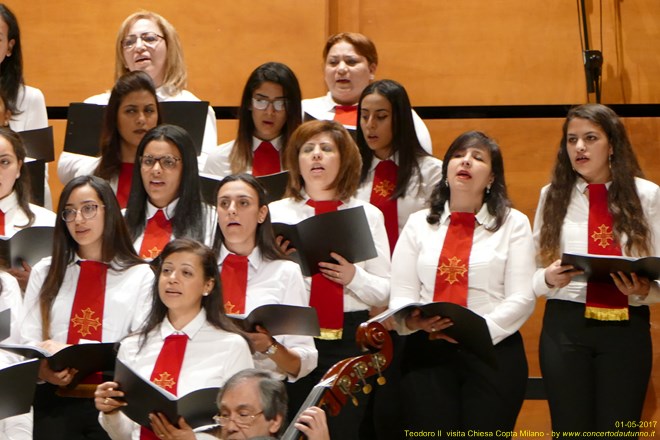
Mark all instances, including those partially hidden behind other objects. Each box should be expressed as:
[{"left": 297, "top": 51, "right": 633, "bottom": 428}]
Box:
[
  {"left": 104, "top": 398, "right": 109, "bottom": 404},
  {"left": 430, "top": 327, "right": 436, "bottom": 332}
]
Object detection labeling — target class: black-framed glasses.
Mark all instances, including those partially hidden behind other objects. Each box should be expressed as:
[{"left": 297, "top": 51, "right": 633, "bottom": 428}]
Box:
[
  {"left": 121, "top": 32, "right": 164, "bottom": 50},
  {"left": 213, "top": 411, "right": 264, "bottom": 428},
  {"left": 252, "top": 97, "right": 286, "bottom": 112},
  {"left": 61, "top": 204, "right": 104, "bottom": 223},
  {"left": 140, "top": 155, "right": 182, "bottom": 170}
]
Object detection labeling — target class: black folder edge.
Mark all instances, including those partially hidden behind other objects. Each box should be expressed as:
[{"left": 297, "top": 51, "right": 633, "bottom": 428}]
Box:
[
  {"left": 560, "top": 252, "right": 660, "bottom": 282},
  {"left": 18, "top": 126, "right": 55, "bottom": 162},
  {"left": 199, "top": 171, "right": 289, "bottom": 206},
  {"left": 272, "top": 206, "right": 377, "bottom": 277},
  {"left": 0, "top": 358, "right": 40, "bottom": 420},
  {"left": 114, "top": 359, "right": 219, "bottom": 429},
  {"left": 0, "top": 225, "right": 54, "bottom": 268},
  {"left": 228, "top": 304, "right": 320, "bottom": 337},
  {"left": 25, "top": 158, "right": 45, "bottom": 206},
  {"left": 370, "top": 302, "right": 498, "bottom": 369},
  {"left": 0, "top": 308, "right": 10, "bottom": 342}
]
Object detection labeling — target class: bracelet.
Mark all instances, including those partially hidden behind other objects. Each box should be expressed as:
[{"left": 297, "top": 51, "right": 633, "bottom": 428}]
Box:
[{"left": 264, "top": 340, "right": 279, "bottom": 356}]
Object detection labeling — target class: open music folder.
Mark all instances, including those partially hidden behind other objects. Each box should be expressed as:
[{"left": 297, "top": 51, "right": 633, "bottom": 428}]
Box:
[
  {"left": 114, "top": 359, "right": 219, "bottom": 430},
  {"left": 0, "top": 359, "right": 40, "bottom": 420},
  {"left": 561, "top": 252, "right": 660, "bottom": 282},
  {"left": 228, "top": 304, "right": 320, "bottom": 337},
  {"left": 272, "top": 206, "right": 377, "bottom": 277},
  {"left": 0, "top": 226, "right": 54, "bottom": 269},
  {"left": 199, "top": 171, "right": 289, "bottom": 206}
]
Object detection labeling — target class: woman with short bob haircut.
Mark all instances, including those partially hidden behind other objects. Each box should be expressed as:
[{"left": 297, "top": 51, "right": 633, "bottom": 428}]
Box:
[
  {"left": 533, "top": 104, "right": 660, "bottom": 435},
  {"left": 125, "top": 124, "right": 216, "bottom": 260},
  {"left": 204, "top": 62, "right": 303, "bottom": 177},
  {"left": 20, "top": 175, "right": 154, "bottom": 440}
]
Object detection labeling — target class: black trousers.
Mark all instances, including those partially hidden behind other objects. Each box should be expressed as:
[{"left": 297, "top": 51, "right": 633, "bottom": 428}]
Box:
[
  {"left": 285, "top": 310, "right": 370, "bottom": 440},
  {"left": 399, "top": 331, "right": 528, "bottom": 438},
  {"left": 540, "top": 299, "right": 652, "bottom": 436},
  {"left": 33, "top": 383, "right": 111, "bottom": 440}
]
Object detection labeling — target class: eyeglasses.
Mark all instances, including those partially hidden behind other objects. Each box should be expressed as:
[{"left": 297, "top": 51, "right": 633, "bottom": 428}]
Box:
[
  {"left": 213, "top": 411, "right": 264, "bottom": 428},
  {"left": 61, "top": 204, "right": 104, "bottom": 223},
  {"left": 252, "top": 97, "right": 286, "bottom": 112},
  {"left": 140, "top": 155, "right": 182, "bottom": 170},
  {"left": 121, "top": 32, "right": 164, "bottom": 50}
]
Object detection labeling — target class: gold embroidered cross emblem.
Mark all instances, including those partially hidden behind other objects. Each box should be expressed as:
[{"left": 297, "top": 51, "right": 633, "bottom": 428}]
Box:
[
  {"left": 224, "top": 301, "right": 237, "bottom": 314},
  {"left": 439, "top": 256, "right": 468, "bottom": 284},
  {"left": 591, "top": 224, "right": 614, "bottom": 248},
  {"left": 71, "top": 307, "right": 101, "bottom": 337},
  {"left": 143, "top": 246, "right": 161, "bottom": 259},
  {"left": 374, "top": 180, "right": 395, "bottom": 198},
  {"left": 153, "top": 372, "right": 176, "bottom": 390}
]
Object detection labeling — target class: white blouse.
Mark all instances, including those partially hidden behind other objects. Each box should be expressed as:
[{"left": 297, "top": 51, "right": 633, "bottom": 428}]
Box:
[
  {"left": 99, "top": 309, "right": 254, "bottom": 440},
  {"left": 218, "top": 245, "right": 317, "bottom": 381},
  {"left": 269, "top": 195, "right": 391, "bottom": 311},
  {"left": 532, "top": 177, "right": 660, "bottom": 305},
  {"left": 390, "top": 204, "right": 536, "bottom": 345},
  {"left": 0, "top": 191, "right": 56, "bottom": 237},
  {"left": 203, "top": 136, "right": 284, "bottom": 178}
]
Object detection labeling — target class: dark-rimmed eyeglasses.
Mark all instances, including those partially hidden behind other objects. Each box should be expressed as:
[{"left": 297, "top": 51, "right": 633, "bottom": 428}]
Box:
[
  {"left": 121, "top": 32, "right": 164, "bottom": 50},
  {"left": 61, "top": 204, "right": 104, "bottom": 223},
  {"left": 139, "top": 155, "right": 182, "bottom": 170}
]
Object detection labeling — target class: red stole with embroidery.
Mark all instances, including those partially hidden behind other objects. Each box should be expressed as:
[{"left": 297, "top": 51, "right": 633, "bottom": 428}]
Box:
[
  {"left": 369, "top": 160, "right": 398, "bottom": 253},
  {"left": 140, "top": 334, "right": 189, "bottom": 439},
  {"left": 0, "top": 209, "right": 5, "bottom": 236},
  {"left": 306, "top": 199, "right": 344, "bottom": 339},
  {"left": 585, "top": 183, "right": 628, "bottom": 320},
  {"left": 139, "top": 209, "right": 173, "bottom": 260},
  {"left": 116, "top": 163, "right": 134, "bottom": 209},
  {"left": 252, "top": 141, "right": 281, "bottom": 176},
  {"left": 433, "top": 212, "right": 475, "bottom": 306},
  {"left": 221, "top": 254, "right": 249, "bottom": 314}
]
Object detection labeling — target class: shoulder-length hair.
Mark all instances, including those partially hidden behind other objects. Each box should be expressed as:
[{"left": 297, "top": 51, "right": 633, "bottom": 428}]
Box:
[
  {"left": 229, "top": 62, "right": 302, "bottom": 174},
  {"left": 212, "top": 174, "right": 287, "bottom": 262},
  {"left": 427, "top": 131, "right": 511, "bottom": 231},
  {"left": 283, "top": 120, "right": 362, "bottom": 202},
  {"left": 0, "top": 127, "right": 34, "bottom": 227},
  {"left": 537, "top": 104, "right": 649, "bottom": 265},
  {"left": 39, "top": 175, "right": 145, "bottom": 340},
  {"left": 114, "top": 10, "right": 187, "bottom": 95},
  {"left": 95, "top": 71, "right": 162, "bottom": 181},
  {"left": 125, "top": 124, "right": 206, "bottom": 242},
  {"left": 356, "top": 79, "right": 429, "bottom": 199},
  {"left": 323, "top": 32, "right": 378, "bottom": 67},
  {"left": 138, "top": 238, "right": 250, "bottom": 350},
  {"left": 0, "top": 4, "right": 24, "bottom": 116}
]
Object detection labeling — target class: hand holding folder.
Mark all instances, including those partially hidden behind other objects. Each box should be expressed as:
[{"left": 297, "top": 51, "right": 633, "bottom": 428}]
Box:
[{"left": 228, "top": 304, "right": 320, "bottom": 337}]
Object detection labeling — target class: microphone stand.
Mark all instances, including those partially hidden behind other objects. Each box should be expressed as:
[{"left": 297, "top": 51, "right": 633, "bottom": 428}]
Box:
[{"left": 579, "top": 0, "right": 603, "bottom": 103}]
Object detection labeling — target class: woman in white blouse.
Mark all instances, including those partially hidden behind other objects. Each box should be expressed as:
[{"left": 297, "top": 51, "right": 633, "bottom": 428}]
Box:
[
  {"left": 20, "top": 175, "right": 155, "bottom": 440},
  {"left": 390, "top": 131, "right": 536, "bottom": 435},
  {"left": 94, "top": 238, "right": 254, "bottom": 440},
  {"left": 269, "top": 120, "right": 390, "bottom": 439},
  {"left": 533, "top": 104, "right": 659, "bottom": 435},
  {"left": 124, "top": 125, "right": 216, "bottom": 260},
  {"left": 213, "top": 173, "right": 316, "bottom": 382}
]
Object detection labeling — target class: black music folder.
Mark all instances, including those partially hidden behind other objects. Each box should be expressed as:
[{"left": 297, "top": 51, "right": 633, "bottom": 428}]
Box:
[
  {"left": 0, "top": 226, "right": 54, "bottom": 268},
  {"left": 199, "top": 171, "right": 289, "bottom": 206},
  {"left": 0, "top": 342, "right": 116, "bottom": 386},
  {"left": 25, "top": 158, "right": 45, "bottom": 206},
  {"left": 0, "top": 359, "right": 40, "bottom": 420},
  {"left": 229, "top": 304, "right": 320, "bottom": 337},
  {"left": 0, "top": 308, "right": 10, "bottom": 342},
  {"left": 561, "top": 252, "right": 660, "bottom": 282},
  {"left": 372, "top": 302, "right": 497, "bottom": 368},
  {"left": 18, "top": 126, "right": 55, "bottom": 162},
  {"left": 303, "top": 112, "right": 357, "bottom": 140},
  {"left": 114, "top": 359, "right": 219, "bottom": 429},
  {"left": 272, "top": 206, "right": 377, "bottom": 277},
  {"left": 64, "top": 101, "right": 208, "bottom": 157}
]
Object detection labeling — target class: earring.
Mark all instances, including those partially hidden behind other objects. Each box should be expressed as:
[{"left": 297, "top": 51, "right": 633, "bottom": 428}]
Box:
[
  {"left": 202, "top": 292, "right": 209, "bottom": 297},
  {"left": 443, "top": 177, "right": 448, "bottom": 187},
  {"left": 486, "top": 184, "right": 491, "bottom": 195}
]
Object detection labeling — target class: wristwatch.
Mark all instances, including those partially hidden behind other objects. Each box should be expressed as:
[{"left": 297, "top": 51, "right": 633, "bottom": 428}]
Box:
[{"left": 264, "top": 340, "right": 279, "bottom": 356}]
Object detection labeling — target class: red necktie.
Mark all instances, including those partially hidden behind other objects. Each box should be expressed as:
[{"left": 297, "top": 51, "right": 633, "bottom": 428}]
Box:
[
  {"left": 585, "top": 184, "right": 628, "bottom": 320},
  {"left": 433, "top": 212, "right": 475, "bottom": 306},
  {"left": 139, "top": 210, "right": 172, "bottom": 260},
  {"left": 221, "top": 254, "right": 249, "bottom": 314},
  {"left": 334, "top": 105, "right": 357, "bottom": 126},
  {"left": 67, "top": 261, "right": 108, "bottom": 344},
  {"left": 0, "top": 209, "right": 5, "bottom": 236},
  {"left": 116, "top": 163, "right": 134, "bottom": 209},
  {"left": 252, "top": 141, "right": 281, "bottom": 177},
  {"left": 369, "top": 160, "right": 398, "bottom": 254},
  {"left": 306, "top": 199, "right": 344, "bottom": 339},
  {"left": 140, "top": 334, "right": 189, "bottom": 439}
]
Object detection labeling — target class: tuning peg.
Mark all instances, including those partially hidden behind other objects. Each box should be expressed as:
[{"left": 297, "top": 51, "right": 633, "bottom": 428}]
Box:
[
  {"left": 337, "top": 375, "right": 360, "bottom": 406},
  {"left": 372, "top": 353, "right": 387, "bottom": 386},
  {"left": 353, "top": 361, "right": 373, "bottom": 394}
]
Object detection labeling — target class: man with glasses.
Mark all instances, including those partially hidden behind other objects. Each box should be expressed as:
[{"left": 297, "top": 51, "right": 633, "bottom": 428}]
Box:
[{"left": 197, "top": 369, "right": 329, "bottom": 440}]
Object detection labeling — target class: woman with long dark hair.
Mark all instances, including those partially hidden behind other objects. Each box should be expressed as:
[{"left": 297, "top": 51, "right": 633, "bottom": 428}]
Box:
[
  {"left": 20, "top": 175, "right": 154, "bottom": 440},
  {"left": 204, "top": 62, "right": 302, "bottom": 178},
  {"left": 57, "top": 71, "right": 162, "bottom": 208},
  {"left": 124, "top": 124, "right": 216, "bottom": 260},
  {"left": 533, "top": 104, "right": 660, "bottom": 435},
  {"left": 95, "top": 238, "right": 253, "bottom": 439},
  {"left": 390, "top": 131, "right": 535, "bottom": 435},
  {"left": 213, "top": 174, "right": 316, "bottom": 382}
]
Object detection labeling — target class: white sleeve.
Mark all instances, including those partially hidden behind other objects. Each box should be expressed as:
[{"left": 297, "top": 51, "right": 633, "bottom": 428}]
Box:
[
  {"left": 57, "top": 152, "right": 93, "bottom": 185},
  {"left": 531, "top": 187, "right": 554, "bottom": 298},
  {"left": 19, "top": 260, "right": 49, "bottom": 344},
  {"left": 197, "top": 105, "right": 219, "bottom": 171},
  {"left": 128, "top": 267, "right": 156, "bottom": 333},
  {"left": 412, "top": 109, "right": 433, "bottom": 154},
  {"left": 0, "top": 409, "right": 33, "bottom": 440},
  {"left": 98, "top": 410, "right": 137, "bottom": 440}
]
